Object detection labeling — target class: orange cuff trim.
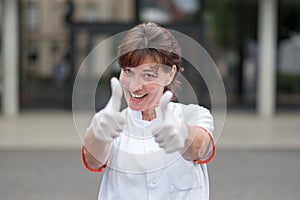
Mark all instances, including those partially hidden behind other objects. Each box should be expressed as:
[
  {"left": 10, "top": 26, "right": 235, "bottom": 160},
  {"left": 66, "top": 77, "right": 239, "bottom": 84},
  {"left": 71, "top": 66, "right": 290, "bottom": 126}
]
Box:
[
  {"left": 81, "top": 146, "right": 107, "bottom": 172},
  {"left": 192, "top": 126, "right": 216, "bottom": 165}
]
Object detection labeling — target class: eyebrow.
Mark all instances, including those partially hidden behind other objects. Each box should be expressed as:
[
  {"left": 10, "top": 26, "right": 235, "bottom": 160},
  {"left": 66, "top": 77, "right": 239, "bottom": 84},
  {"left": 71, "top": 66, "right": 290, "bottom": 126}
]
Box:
[
  {"left": 143, "top": 65, "right": 159, "bottom": 71},
  {"left": 143, "top": 68, "right": 159, "bottom": 74},
  {"left": 127, "top": 64, "right": 160, "bottom": 72},
  {"left": 143, "top": 69, "right": 156, "bottom": 72}
]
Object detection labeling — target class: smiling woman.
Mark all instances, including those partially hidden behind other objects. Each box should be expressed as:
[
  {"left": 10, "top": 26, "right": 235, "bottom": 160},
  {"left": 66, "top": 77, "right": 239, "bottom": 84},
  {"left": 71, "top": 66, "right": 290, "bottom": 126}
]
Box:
[
  {"left": 82, "top": 22, "right": 215, "bottom": 200},
  {"left": 119, "top": 61, "right": 177, "bottom": 115},
  {"left": 118, "top": 22, "right": 183, "bottom": 92}
]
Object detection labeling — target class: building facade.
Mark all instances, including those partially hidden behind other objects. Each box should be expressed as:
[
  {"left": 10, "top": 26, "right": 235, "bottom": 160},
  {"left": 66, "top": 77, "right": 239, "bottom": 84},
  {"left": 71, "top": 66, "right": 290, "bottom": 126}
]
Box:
[{"left": 1, "top": 0, "right": 300, "bottom": 115}]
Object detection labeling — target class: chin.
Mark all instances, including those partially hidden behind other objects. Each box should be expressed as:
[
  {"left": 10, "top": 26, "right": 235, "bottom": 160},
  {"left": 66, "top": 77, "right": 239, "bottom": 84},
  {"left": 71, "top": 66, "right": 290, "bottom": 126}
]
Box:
[
  {"left": 128, "top": 104, "right": 152, "bottom": 112},
  {"left": 128, "top": 106, "right": 143, "bottom": 112}
]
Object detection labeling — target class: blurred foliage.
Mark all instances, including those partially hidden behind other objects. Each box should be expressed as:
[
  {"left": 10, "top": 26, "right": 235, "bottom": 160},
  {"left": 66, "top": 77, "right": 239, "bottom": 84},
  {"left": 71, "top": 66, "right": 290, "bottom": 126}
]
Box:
[
  {"left": 277, "top": 73, "right": 300, "bottom": 93},
  {"left": 205, "top": 1, "right": 236, "bottom": 48},
  {"left": 203, "top": 0, "right": 258, "bottom": 49}
]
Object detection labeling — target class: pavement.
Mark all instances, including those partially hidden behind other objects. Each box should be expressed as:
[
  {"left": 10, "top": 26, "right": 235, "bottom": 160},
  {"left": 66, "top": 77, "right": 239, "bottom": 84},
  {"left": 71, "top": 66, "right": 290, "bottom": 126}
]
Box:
[
  {"left": 1, "top": 110, "right": 300, "bottom": 150},
  {"left": 0, "top": 110, "right": 300, "bottom": 199}
]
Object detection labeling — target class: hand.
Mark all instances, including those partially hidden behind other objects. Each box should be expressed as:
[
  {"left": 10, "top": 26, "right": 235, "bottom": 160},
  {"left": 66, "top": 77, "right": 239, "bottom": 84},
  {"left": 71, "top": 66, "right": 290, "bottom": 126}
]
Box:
[
  {"left": 91, "top": 77, "right": 126, "bottom": 142},
  {"left": 150, "top": 91, "right": 188, "bottom": 153}
]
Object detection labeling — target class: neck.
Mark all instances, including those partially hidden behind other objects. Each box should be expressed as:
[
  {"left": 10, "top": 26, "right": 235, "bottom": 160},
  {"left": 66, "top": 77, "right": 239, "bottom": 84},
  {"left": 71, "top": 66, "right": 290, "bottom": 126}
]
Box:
[{"left": 142, "top": 109, "right": 156, "bottom": 121}]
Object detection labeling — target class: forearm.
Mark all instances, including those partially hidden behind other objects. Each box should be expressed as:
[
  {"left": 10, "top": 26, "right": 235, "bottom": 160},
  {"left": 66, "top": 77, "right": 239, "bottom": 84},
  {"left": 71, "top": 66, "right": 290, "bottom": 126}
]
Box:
[
  {"left": 181, "top": 126, "right": 212, "bottom": 161},
  {"left": 83, "top": 128, "right": 112, "bottom": 168}
]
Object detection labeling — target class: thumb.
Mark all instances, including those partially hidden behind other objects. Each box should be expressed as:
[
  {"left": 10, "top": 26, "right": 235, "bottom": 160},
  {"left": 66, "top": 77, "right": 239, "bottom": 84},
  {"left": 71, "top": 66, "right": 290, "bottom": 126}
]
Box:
[
  {"left": 159, "top": 91, "right": 173, "bottom": 111},
  {"left": 109, "top": 77, "right": 123, "bottom": 112}
]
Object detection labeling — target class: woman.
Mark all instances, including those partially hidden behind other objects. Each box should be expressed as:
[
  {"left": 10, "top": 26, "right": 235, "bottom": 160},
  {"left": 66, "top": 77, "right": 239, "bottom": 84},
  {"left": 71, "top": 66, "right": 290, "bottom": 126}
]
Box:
[{"left": 82, "top": 22, "right": 215, "bottom": 200}]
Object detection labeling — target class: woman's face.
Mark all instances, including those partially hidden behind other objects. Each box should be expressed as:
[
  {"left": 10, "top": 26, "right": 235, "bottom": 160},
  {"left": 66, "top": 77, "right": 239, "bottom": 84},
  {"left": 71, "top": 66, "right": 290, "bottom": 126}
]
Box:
[{"left": 119, "top": 57, "right": 176, "bottom": 112}]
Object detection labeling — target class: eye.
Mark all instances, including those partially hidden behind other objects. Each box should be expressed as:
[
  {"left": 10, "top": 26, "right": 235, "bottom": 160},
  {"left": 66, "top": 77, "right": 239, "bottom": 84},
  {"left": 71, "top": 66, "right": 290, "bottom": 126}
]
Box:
[
  {"left": 123, "top": 68, "right": 132, "bottom": 75},
  {"left": 143, "top": 73, "right": 157, "bottom": 81},
  {"left": 144, "top": 73, "right": 156, "bottom": 78}
]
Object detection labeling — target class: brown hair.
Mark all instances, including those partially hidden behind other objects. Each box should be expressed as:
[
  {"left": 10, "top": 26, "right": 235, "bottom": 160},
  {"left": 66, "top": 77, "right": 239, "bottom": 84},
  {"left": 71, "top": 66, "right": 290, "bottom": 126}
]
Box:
[{"left": 118, "top": 22, "right": 183, "bottom": 92}]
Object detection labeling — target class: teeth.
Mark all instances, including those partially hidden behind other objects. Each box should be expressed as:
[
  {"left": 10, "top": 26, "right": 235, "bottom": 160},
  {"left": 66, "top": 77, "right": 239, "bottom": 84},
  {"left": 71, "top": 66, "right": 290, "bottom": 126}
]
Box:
[{"left": 131, "top": 93, "right": 145, "bottom": 98}]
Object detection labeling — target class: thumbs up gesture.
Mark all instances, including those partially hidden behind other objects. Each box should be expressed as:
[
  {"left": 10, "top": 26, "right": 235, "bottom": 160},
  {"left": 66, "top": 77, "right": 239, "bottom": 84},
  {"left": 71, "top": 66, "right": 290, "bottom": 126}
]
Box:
[
  {"left": 91, "top": 77, "right": 126, "bottom": 142},
  {"left": 150, "top": 91, "right": 189, "bottom": 153}
]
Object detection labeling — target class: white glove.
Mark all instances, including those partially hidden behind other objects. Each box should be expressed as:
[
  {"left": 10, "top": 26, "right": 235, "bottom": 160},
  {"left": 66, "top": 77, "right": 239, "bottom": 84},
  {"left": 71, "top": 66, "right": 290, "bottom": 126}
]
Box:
[
  {"left": 150, "top": 91, "right": 188, "bottom": 153},
  {"left": 91, "top": 77, "right": 126, "bottom": 142}
]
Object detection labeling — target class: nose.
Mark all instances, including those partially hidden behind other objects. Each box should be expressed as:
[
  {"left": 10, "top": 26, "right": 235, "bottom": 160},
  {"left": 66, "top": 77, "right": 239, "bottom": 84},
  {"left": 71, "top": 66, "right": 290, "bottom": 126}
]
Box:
[{"left": 128, "top": 76, "right": 143, "bottom": 91}]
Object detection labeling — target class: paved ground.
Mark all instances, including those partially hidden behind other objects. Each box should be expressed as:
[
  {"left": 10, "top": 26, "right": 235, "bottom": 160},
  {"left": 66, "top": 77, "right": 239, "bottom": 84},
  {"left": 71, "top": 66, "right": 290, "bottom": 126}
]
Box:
[
  {"left": 1, "top": 110, "right": 300, "bottom": 150},
  {"left": 1, "top": 149, "right": 300, "bottom": 200},
  {"left": 0, "top": 111, "right": 300, "bottom": 199},
  {"left": 209, "top": 149, "right": 300, "bottom": 200}
]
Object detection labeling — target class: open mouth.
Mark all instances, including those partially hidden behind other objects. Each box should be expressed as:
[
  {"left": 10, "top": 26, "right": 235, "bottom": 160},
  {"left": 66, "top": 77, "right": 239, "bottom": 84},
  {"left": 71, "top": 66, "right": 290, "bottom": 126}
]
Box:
[{"left": 130, "top": 92, "right": 148, "bottom": 99}]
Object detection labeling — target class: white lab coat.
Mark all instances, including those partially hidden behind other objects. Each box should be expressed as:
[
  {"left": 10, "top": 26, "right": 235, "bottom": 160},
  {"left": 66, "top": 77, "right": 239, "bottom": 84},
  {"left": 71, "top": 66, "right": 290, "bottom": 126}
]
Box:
[{"left": 98, "top": 103, "right": 214, "bottom": 200}]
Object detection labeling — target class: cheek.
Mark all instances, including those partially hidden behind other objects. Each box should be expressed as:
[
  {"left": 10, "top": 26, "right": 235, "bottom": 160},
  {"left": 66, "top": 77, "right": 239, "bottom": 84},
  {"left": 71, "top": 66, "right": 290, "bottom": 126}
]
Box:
[
  {"left": 119, "top": 75, "right": 128, "bottom": 87},
  {"left": 144, "top": 83, "right": 164, "bottom": 93}
]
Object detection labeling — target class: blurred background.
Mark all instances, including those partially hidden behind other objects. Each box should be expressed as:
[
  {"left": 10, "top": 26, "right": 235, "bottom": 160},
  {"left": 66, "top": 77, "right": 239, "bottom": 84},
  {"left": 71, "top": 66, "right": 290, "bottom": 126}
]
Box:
[{"left": 0, "top": 0, "right": 300, "bottom": 199}]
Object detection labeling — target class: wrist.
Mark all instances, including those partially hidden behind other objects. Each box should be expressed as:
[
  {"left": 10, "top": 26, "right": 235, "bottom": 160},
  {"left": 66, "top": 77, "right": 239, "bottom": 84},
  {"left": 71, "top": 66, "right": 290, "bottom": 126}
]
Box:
[
  {"left": 181, "top": 126, "right": 214, "bottom": 163},
  {"left": 84, "top": 128, "right": 113, "bottom": 164}
]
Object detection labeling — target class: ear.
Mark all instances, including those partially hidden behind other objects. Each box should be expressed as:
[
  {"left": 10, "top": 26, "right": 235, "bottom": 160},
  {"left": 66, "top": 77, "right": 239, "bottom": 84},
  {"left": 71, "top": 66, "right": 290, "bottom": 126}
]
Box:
[{"left": 165, "top": 64, "right": 177, "bottom": 85}]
